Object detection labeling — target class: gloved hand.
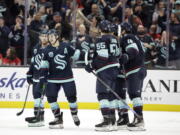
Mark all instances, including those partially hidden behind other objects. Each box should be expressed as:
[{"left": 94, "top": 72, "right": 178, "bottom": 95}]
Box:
[
  {"left": 26, "top": 76, "right": 33, "bottom": 84},
  {"left": 85, "top": 64, "right": 93, "bottom": 73},
  {"left": 119, "top": 53, "right": 129, "bottom": 64}
]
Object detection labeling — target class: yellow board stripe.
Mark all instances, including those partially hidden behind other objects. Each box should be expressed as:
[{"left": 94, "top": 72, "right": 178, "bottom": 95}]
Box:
[{"left": 0, "top": 101, "right": 180, "bottom": 112}]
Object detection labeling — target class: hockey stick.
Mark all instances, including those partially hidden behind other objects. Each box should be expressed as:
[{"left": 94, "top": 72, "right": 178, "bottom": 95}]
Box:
[
  {"left": 16, "top": 84, "right": 31, "bottom": 116},
  {"left": 84, "top": 52, "right": 142, "bottom": 119}
]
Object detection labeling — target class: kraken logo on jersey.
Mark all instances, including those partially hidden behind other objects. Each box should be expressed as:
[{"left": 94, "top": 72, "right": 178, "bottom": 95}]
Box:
[
  {"left": 81, "top": 41, "right": 90, "bottom": 51},
  {"left": 34, "top": 54, "right": 42, "bottom": 70},
  {"left": 54, "top": 54, "right": 67, "bottom": 70}
]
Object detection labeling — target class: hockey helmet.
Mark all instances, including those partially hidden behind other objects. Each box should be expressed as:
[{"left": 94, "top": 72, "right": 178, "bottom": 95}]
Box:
[
  {"left": 40, "top": 29, "right": 49, "bottom": 35},
  {"left": 99, "top": 20, "right": 111, "bottom": 33},
  {"left": 121, "top": 22, "right": 133, "bottom": 33},
  {"left": 48, "top": 29, "right": 59, "bottom": 36},
  {"left": 110, "top": 23, "right": 118, "bottom": 34}
]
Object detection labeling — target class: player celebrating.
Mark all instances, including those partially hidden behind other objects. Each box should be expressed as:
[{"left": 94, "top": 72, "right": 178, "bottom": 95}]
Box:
[
  {"left": 39, "top": 26, "right": 80, "bottom": 129},
  {"left": 116, "top": 22, "right": 147, "bottom": 131},
  {"left": 25, "top": 30, "right": 49, "bottom": 127},
  {"left": 85, "top": 20, "right": 120, "bottom": 131}
]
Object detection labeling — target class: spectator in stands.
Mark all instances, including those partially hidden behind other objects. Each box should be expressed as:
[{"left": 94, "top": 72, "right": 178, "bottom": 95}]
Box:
[
  {"left": 29, "top": 0, "right": 37, "bottom": 18},
  {"left": 2, "top": 47, "right": 21, "bottom": 66},
  {"left": 8, "top": 15, "right": 24, "bottom": 63},
  {"left": 28, "top": 13, "right": 43, "bottom": 56},
  {"left": 37, "top": 6, "right": 48, "bottom": 24},
  {"left": 99, "top": 0, "right": 122, "bottom": 22},
  {"left": 61, "top": 0, "right": 72, "bottom": 15},
  {"left": 137, "top": 24, "right": 157, "bottom": 68},
  {"left": 156, "top": 1, "right": 166, "bottom": 33},
  {"left": 37, "top": 0, "right": 52, "bottom": 9},
  {"left": 87, "top": 3, "right": 104, "bottom": 21},
  {"left": 124, "top": 7, "right": 142, "bottom": 33},
  {"left": 50, "top": 0, "right": 62, "bottom": 12},
  {"left": 10, "top": 0, "right": 25, "bottom": 23},
  {"left": 133, "top": 1, "right": 146, "bottom": 25},
  {"left": 45, "top": 4, "right": 54, "bottom": 25},
  {"left": 29, "top": 13, "right": 44, "bottom": 32},
  {"left": 148, "top": 24, "right": 161, "bottom": 40},
  {"left": 48, "top": 12, "right": 62, "bottom": 31},
  {"left": 152, "top": 1, "right": 166, "bottom": 33},
  {"left": 0, "top": 17, "right": 10, "bottom": 57},
  {"left": 77, "top": 9, "right": 101, "bottom": 31},
  {"left": 169, "top": 12, "right": 180, "bottom": 69}
]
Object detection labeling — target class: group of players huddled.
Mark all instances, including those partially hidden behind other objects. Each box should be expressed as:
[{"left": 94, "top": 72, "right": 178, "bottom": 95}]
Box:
[{"left": 25, "top": 20, "right": 147, "bottom": 132}]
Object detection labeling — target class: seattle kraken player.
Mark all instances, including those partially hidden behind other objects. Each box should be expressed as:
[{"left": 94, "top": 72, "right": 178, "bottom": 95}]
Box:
[
  {"left": 85, "top": 20, "right": 120, "bottom": 131},
  {"left": 39, "top": 28, "right": 80, "bottom": 129},
  {"left": 75, "top": 33, "right": 94, "bottom": 67},
  {"left": 25, "top": 30, "right": 49, "bottom": 127},
  {"left": 116, "top": 22, "right": 147, "bottom": 131}
]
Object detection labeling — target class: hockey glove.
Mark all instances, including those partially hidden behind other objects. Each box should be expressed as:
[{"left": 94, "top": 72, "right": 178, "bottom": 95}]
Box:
[
  {"left": 85, "top": 64, "right": 93, "bottom": 73},
  {"left": 119, "top": 53, "right": 129, "bottom": 64},
  {"left": 26, "top": 75, "right": 33, "bottom": 84}
]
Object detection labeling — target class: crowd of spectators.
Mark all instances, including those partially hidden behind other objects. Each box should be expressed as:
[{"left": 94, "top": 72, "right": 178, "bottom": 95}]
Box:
[{"left": 0, "top": 0, "right": 180, "bottom": 69}]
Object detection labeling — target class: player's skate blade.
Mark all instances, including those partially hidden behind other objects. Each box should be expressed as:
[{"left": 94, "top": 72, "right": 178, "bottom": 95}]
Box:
[
  {"left": 28, "top": 121, "right": 45, "bottom": 127},
  {"left": 117, "top": 125, "right": 127, "bottom": 130},
  {"left": 109, "top": 124, "right": 118, "bottom": 131},
  {"left": 49, "top": 124, "right": 64, "bottom": 129},
  {"left": 95, "top": 126, "right": 111, "bottom": 132},
  {"left": 127, "top": 126, "right": 146, "bottom": 131}
]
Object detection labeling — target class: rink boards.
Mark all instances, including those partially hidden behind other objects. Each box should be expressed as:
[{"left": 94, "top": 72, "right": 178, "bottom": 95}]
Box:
[{"left": 0, "top": 67, "right": 180, "bottom": 112}]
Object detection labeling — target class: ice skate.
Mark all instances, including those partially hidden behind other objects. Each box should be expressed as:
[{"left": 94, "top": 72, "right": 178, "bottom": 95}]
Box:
[
  {"left": 49, "top": 112, "right": 63, "bottom": 129},
  {"left": 127, "top": 116, "right": 145, "bottom": 131},
  {"left": 95, "top": 117, "right": 111, "bottom": 132},
  {"left": 117, "top": 113, "right": 129, "bottom": 130},
  {"left": 72, "top": 114, "right": 80, "bottom": 126},
  {"left": 28, "top": 115, "right": 45, "bottom": 127}
]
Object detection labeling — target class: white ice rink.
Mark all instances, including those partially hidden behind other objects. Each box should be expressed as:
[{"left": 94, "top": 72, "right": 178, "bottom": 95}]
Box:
[{"left": 0, "top": 109, "right": 180, "bottom": 135}]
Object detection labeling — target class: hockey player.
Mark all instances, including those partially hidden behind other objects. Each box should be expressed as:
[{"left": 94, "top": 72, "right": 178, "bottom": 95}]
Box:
[
  {"left": 26, "top": 29, "right": 49, "bottom": 127},
  {"left": 75, "top": 29, "right": 94, "bottom": 67},
  {"left": 116, "top": 22, "right": 147, "bottom": 131},
  {"left": 85, "top": 20, "right": 120, "bottom": 131},
  {"left": 39, "top": 27, "right": 80, "bottom": 129}
]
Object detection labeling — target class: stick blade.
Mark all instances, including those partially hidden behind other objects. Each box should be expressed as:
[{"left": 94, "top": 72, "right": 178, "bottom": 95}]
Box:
[{"left": 16, "top": 111, "right": 23, "bottom": 116}]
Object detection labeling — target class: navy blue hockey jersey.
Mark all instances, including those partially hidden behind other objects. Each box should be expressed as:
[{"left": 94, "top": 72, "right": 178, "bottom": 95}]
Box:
[
  {"left": 39, "top": 41, "right": 80, "bottom": 83},
  {"left": 27, "top": 44, "right": 47, "bottom": 82},
  {"left": 120, "top": 34, "right": 145, "bottom": 76},
  {"left": 92, "top": 34, "right": 120, "bottom": 73},
  {"left": 75, "top": 34, "right": 94, "bottom": 65}
]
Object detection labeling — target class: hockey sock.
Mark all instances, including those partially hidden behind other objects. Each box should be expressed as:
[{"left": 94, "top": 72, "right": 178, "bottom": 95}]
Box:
[
  {"left": 99, "top": 99, "right": 110, "bottom": 116},
  {"left": 34, "top": 98, "right": 44, "bottom": 116},
  {"left": 34, "top": 98, "right": 44, "bottom": 108},
  {"left": 132, "top": 97, "right": 143, "bottom": 116},
  {"left": 50, "top": 102, "right": 61, "bottom": 118},
  {"left": 109, "top": 99, "right": 117, "bottom": 122},
  {"left": 69, "top": 102, "right": 78, "bottom": 115},
  {"left": 110, "top": 99, "right": 117, "bottom": 115}
]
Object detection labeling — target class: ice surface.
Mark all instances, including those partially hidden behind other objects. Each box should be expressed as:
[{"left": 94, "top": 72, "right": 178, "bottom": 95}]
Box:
[{"left": 0, "top": 109, "right": 180, "bottom": 135}]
